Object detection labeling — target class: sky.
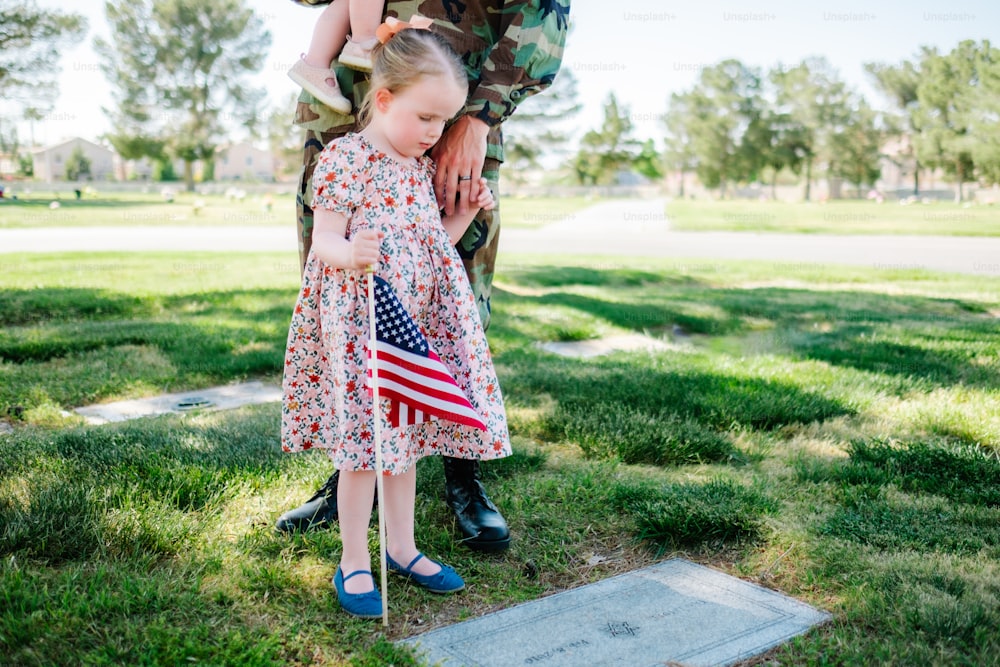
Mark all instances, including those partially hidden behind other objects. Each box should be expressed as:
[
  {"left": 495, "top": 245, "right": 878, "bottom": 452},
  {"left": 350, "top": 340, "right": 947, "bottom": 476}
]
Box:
[{"left": 15, "top": 0, "right": 1000, "bottom": 149}]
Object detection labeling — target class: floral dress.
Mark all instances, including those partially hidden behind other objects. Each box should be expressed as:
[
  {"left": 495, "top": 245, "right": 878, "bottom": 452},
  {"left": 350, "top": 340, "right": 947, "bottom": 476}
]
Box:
[{"left": 281, "top": 133, "right": 510, "bottom": 474}]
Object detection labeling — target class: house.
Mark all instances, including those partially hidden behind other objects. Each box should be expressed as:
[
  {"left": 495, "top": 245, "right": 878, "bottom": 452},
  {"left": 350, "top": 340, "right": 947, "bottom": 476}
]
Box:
[
  {"left": 30, "top": 137, "right": 116, "bottom": 181},
  {"left": 877, "top": 136, "right": 948, "bottom": 198},
  {"left": 0, "top": 152, "right": 19, "bottom": 177},
  {"left": 215, "top": 141, "right": 275, "bottom": 182}
]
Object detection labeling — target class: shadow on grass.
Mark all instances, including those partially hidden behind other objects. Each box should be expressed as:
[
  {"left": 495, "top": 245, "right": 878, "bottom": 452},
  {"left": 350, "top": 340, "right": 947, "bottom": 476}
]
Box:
[
  {"left": 0, "top": 407, "right": 289, "bottom": 564},
  {"left": 0, "top": 287, "right": 295, "bottom": 415},
  {"left": 503, "top": 353, "right": 851, "bottom": 442},
  {"left": 496, "top": 265, "right": 1000, "bottom": 390},
  {"left": 0, "top": 287, "right": 153, "bottom": 327},
  {"left": 798, "top": 437, "right": 1000, "bottom": 508},
  {"left": 818, "top": 487, "right": 1000, "bottom": 556}
]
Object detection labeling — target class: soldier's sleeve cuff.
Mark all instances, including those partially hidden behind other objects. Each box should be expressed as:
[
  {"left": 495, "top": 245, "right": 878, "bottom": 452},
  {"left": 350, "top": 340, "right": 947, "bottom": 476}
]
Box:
[{"left": 464, "top": 100, "right": 505, "bottom": 128}]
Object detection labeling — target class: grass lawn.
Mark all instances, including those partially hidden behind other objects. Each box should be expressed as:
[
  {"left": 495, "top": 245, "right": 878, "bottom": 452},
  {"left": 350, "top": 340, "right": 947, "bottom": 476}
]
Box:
[
  {"left": 0, "top": 188, "right": 293, "bottom": 228},
  {"left": 0, "top": 189, "right": 592, "bottom": 230},
  {"left": 2, "top": 252, "right": 999, "bottom": 665},
  {"left": 501, "top": 195, "right": 595, "bottom": 228},
  {"left": 667, "top": 198, "right": 1000, "bottom": 236}
]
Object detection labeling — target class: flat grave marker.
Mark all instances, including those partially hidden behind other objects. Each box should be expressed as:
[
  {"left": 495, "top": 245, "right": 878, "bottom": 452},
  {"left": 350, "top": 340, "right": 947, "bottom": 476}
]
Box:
[{"left": 400, "top": 558, "right": 829, "bottom": 667}]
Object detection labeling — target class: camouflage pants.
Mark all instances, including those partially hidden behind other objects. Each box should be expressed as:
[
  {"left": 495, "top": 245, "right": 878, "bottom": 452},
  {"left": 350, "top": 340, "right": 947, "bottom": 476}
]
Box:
[{"left": 294, "top": 117, "right": 502, "bottom": 331}]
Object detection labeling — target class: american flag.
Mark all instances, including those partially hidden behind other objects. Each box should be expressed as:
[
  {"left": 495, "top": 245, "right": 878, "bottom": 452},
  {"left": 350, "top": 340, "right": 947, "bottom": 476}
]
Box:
[{"left": 367, "top": 275, "right": 487, "bottom": 431}]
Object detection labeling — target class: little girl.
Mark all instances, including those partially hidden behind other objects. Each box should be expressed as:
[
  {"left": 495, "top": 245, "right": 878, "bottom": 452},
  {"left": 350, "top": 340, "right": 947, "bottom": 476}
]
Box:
[
  {"left": 288, "top": 0, "right": 390, "bottom": 113},
  {"left": 280, "top": 23, "right": 511, "bottom": 618}
]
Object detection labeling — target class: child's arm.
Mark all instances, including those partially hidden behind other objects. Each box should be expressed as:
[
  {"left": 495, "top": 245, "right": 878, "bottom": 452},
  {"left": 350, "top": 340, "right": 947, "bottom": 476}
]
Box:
[
  {"left": 311, "top": 207, "right": 381, "bottom": 270},
  {"left": 440, "top": 177, "right": 495, "bottom": 245}
]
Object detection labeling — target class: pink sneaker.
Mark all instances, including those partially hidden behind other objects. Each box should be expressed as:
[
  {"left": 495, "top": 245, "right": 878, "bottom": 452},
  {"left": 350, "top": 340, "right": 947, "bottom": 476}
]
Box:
[
  {"left": 288, "top": 57, "right": 352, "bottom": 114},
  {"left": 339, "top": 37, "right": 376, "bottom": 72}
]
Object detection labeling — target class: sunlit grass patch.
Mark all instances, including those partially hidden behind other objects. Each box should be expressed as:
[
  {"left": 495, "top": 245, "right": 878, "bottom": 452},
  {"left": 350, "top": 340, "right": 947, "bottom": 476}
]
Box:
[
  {"left": 665, "top": 199, "right": 1000, "bottom": 236},
  {"left": 2, "top": 252, "right": 1000, "bottom": 663}
]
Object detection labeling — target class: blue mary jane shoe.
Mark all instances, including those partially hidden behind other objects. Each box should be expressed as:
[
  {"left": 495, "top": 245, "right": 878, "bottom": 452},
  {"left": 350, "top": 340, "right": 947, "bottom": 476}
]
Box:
[
  {"left": 333, "top": 567, "right": 383, "bottom": 618},
  {"left": 387, "top": 553, "right": 465, "bottom": 594}
]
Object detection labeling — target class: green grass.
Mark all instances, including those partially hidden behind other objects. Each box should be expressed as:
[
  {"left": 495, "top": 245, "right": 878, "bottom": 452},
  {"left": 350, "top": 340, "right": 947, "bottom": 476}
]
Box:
[
  {"left": 500, "top": 195, "right": 594, "bottom": 228},
  {"left": 667, "top": 198, "right": 1000, "bottom": 235},
  {"left": 0, "top": 253, "right": 301, "bottom": 422},
  {"left": 2, "top": 252, "right": 1000, "bottom": 665},
  {"left": 0, "top": 189, "right": 293, "bottom": 228},
  {"left": 0, "top": 189, "right": 590, "bottom": 230}
]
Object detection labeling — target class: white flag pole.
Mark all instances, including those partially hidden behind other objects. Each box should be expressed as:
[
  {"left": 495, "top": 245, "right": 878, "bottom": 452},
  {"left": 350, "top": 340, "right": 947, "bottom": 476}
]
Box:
[{"left": 366, "top": 266, "right": 389, "bottom": 626}]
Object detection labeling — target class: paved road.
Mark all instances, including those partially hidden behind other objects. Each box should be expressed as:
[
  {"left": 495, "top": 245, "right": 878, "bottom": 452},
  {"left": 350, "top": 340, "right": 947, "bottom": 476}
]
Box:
[
  {"left": 499, "top": 198, "right": 1000, "bottom": 276},
  {"left": 3, "top": 198, "right": 999, "bottom": 276}
]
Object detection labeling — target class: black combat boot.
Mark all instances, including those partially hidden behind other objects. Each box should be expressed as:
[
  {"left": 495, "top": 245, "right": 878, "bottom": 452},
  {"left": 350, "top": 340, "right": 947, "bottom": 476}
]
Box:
[
  {"left": 274, "top": 470, "right": 340, "bottom": 533},
  {"left": 443, "top": 457, "right": 511, "bottom": 552}
]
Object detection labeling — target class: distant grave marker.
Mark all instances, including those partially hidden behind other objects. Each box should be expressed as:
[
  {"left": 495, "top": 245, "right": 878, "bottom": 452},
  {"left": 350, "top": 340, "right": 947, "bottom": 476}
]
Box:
[{"left": 73, "top": 381, "right": 280, "bottom": 424}]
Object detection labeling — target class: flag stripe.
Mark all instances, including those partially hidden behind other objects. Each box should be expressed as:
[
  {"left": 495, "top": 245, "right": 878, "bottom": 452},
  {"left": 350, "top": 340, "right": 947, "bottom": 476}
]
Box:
[
  {"left": 378, "top": 371, "right": 480, "bottom": 415},
  {"left": 377, "top": 370, "right": 485, "bottom": 422},
  {"left": 373, "top": 354, "right": 473, "bottom": 404},
  {"left": 371, "top": 348, "right": 463, "bottom": 393},
  {"left": 378, "top": 378, "right": 486, "bottom": 429},
  {"left": 368, "top": 275, "right": 487, "bottom": 432},
  {"left": 396, "top": 403, "right": 432, "bottom": 429},
  {"left": 368, "top": 351, "right": 482, "bottom": 421},
  {"left": 369, "top": 327, "right": 486, "bottom": 426}
]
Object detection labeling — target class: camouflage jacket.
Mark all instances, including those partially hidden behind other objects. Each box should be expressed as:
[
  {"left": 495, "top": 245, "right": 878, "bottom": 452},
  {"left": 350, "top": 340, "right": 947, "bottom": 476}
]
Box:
[{"left": 291, "top": 0, "right": 570, "bottom": 163}]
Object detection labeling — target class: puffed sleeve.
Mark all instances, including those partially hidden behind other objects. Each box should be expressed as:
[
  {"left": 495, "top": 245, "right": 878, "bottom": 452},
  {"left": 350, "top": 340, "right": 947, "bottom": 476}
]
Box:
[{"left": 311, "top": 138, "right": 369, "bottom": 217}]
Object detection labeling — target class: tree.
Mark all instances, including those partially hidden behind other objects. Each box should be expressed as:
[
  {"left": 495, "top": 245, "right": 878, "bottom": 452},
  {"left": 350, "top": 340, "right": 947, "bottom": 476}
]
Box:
[
  {"left": 662, "top": 93, "right": 697, "bottom": 196},
  {"left": 21, "top": 106, "right": 48, "bottom": 149},
  {"left": 267, "top": 93, "right": 307, "bottom": 180},
  {"left": 968, "top": 41, "right": 1000, "bottom": 186},
  {"left": 96, "top": 0, "right": 271, "bottom": 191},
  {"left": 756, "top": 109, "right": 808, "bottom": 200},
  {"left": 914, "top": 42, "right": 980, "bottom": 202},
  {"left": 503, "top": 68, "right": 582, "bottom": 183},
  {"left": 829, "top": 97, "right": 883, "bottom": 195},
  {"left": 570, "top": 93, "right": 640, "bottom": 185},
  {"left": 633, "top": 139, "right": 664, "bottom": 181},
  {"left": 669, "top": 59, "right": 764, "bottom": 197},
  {"left": 865, "top": 57, "right": 924, "bottom": 195},
  {"left": 771, "top": 57, "right": 852, "bottom": 201},
  {"left": 0, "top": 1, "right": 86, "bottom": 107},
  {"left": 18, "top": 152, "right": 33, "bottom": 177},
  {"left": 64, "top": 145, "right": 92, "bottom": 181}
]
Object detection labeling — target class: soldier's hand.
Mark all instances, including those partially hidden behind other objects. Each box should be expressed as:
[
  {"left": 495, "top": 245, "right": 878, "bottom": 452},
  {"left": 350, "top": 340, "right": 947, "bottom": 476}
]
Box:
[{"left": 431, "top": 115, "right": 490, "bottom": 217}]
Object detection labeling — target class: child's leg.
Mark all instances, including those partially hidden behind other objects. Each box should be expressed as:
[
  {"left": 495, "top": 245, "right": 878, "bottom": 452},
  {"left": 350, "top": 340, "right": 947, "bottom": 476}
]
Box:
[
  {"left": 337, "top": 469, "right": 376, "bottom": 593},
  {"left": 339, "top": 0, "right": 381, "bottom": 72},
  {"left": 348, "top": 0, "right": 381, "bottom": 43},
  {"left": 304, "top": 0, "right": 350, "bottom": 68},
  {"left": 383, "top": 468, "right": 443, "bottom": 577}
]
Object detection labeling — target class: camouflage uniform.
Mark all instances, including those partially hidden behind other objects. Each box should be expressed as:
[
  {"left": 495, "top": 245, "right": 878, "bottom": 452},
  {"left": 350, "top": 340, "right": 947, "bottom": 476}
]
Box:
[{"left": 292, "top": 0, "right": 569, "bottom": 330}]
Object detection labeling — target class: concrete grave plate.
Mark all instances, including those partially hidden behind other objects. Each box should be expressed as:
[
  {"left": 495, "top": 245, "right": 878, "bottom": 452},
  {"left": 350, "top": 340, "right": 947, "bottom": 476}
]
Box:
[
  {"left": 400, "top": 558, "right": 829, "bottom": 667},
  {"left": 536, "top": 333, "right": 679, "bottom": 359},
  {"left": 74, "top": 381, "right": 281, "bottom": 424}
]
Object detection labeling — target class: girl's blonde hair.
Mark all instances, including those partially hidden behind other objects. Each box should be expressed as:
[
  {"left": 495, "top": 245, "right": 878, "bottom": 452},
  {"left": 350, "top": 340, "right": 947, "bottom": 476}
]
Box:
[{"left": 357, "top": 27, "right": 469, "bottom": 127}]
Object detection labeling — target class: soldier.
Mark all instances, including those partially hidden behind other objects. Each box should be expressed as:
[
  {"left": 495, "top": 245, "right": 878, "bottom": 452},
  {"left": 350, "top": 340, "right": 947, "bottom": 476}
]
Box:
[{"left": 277, "top": 0, "right": 570, "bottom": 553}]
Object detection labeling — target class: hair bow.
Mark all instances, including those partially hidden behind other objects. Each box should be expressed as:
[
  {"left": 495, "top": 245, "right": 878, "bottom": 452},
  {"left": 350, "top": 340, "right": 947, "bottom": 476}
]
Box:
[{"left": 375, "top": 15, "right": 434, "bottom": 44}]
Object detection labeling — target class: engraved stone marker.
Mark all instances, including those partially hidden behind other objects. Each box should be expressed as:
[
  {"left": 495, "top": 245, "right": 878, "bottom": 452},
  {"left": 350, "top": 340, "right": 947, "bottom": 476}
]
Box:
[
  {"left": 74, "top": 381, "right": 281, "bottom": 424},
  {"left": 399, "top": 559, "right": 829, "bottom": 667}
]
